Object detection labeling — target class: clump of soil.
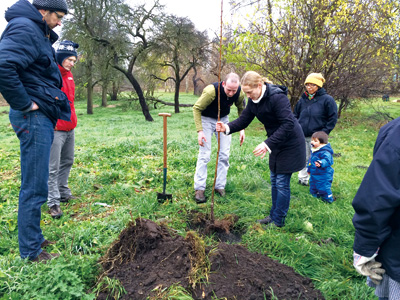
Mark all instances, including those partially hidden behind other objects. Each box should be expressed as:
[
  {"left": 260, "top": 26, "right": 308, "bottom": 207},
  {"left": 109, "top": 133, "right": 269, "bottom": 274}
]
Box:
[
  {"left": 188, "top": 211, "right": 242, "bottom": 243},
  {"left": 97, "top": 218, "right": 324, "bottom": 300}
]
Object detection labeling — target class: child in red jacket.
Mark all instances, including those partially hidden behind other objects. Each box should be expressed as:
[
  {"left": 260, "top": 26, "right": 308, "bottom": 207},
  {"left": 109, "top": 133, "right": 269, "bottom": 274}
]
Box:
[{"left": 47, "top": 40, "right": 79, "bottom": 218}]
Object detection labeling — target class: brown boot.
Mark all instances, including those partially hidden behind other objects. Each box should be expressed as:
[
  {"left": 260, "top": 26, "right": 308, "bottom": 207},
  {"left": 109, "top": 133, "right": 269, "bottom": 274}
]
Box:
[
  {"left": 215, "top": 189, "right": 226, "bottom": 197},
  {"left": 31, "top": 250, "right": 60, "bottom": 263},
  {"left": 41, "top": 240, "right": 56, "bottom": 248},
  {"left": 194, "top": 190, "right": 206, "bottom": 203},
  {"left": 49, "top": 205, "right": 63, "bottom": 219}
]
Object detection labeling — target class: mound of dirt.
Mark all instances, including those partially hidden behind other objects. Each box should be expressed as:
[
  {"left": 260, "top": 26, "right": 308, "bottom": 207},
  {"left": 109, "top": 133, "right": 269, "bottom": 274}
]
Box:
[{"left": 98, "top": 218, "right": 324, "bottom": 300}]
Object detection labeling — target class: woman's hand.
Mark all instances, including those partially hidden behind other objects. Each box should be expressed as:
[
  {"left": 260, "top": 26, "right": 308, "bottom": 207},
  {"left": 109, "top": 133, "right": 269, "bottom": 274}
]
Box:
[
  {"left": 216, "top": 121, "right": 226, "bottom": 132},
  {"left": 253, "top": 143, "right": 268, "bottom": 159},
  {"left": 239, "top": 129, "right": 245, "bottom": 146}
]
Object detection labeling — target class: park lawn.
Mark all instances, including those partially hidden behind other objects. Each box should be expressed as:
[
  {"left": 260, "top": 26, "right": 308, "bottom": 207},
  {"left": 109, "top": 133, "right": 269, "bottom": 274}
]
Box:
[{"left": 0, "top": 94, "right": 399, "bottom": 299}]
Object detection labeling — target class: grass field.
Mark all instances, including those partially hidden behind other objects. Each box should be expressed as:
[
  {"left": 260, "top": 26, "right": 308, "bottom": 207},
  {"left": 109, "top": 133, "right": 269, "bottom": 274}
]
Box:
[{"left": 0, "top": 93, "right": 399, "bottom": 299}]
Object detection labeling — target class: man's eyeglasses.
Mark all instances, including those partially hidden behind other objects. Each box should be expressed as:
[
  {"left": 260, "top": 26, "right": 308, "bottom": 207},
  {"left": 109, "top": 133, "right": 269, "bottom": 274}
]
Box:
[
  {"left": 305, "top": 83, "right": 317, "bottom": 87},
  {"left": 51, "top": 11, "right": 64, "bottom": 20}
]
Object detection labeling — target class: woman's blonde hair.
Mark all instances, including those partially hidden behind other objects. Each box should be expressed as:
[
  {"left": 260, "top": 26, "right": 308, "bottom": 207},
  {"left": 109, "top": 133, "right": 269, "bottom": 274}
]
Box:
[{"left": 241, "top": 71, "right": 272, "bottom": 88}]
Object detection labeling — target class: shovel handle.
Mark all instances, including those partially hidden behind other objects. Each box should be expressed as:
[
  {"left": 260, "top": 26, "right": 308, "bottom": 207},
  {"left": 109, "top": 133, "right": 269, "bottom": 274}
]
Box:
[{"left": 158, "top": 113, "right": 171, "bottom": 168}]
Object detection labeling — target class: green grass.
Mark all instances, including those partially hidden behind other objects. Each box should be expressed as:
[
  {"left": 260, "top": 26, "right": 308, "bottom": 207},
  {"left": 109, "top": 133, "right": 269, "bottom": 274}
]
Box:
[{"left": 0, "top": 94, "right": 399, "bottom": 299}]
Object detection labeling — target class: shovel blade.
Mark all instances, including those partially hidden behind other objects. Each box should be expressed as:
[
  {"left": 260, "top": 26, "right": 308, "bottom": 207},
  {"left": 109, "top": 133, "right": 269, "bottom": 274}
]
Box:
[{"left": 157, "top": 192, "right": 172, "bottom": 203}]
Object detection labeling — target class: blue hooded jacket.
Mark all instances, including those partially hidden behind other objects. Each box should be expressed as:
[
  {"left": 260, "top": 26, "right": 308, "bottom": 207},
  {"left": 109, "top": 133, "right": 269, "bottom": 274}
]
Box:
[
  {"left": 0, "top": 0, "right": 70, "bottom": 125},
  {"left": 307, "top": 142, "right": 334, "bottom": 184}
]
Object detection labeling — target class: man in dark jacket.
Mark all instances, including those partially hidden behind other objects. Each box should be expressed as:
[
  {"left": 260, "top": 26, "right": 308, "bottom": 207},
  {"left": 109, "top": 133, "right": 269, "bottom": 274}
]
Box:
[
  {"left": 0, "top": 0, "right": 70, "bottom": 262},
  {"left": 294, "top": 73, "right": 337, "bottom": 186},
  {"left": 352, "top": 117, "right": 400, "bottom": 299}
]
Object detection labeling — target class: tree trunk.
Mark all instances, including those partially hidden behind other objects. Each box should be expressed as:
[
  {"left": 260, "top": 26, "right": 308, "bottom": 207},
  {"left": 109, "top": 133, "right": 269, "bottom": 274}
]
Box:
[
  {"left": 174, "top": 79, "right": 180, "bottom": 113},
  {"left": 193, "top": 67, "right": 199, "bottom": 96},
  {"left": 125, "top": 71, "right": 153, "bottom": 121},
  {"left": 101, "top": 82, "right": 108, "bottom": 107},
  {"left": 185, "top": 76, "right": 189, "bottom": 93},
  {"left": 86, "top": 59, "right": 93, "bottom": 115},
  {"left": 338, "top": 97, "right": 348, "bottom": 118},
  {"left": 111, "top": 81, "right": 118, "bottom": 101}
]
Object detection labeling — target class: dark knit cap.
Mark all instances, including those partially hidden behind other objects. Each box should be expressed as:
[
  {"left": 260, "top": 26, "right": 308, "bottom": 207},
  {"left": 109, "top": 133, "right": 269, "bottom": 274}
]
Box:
[
  {"left": 56, "top": 41, "right": 79, "bottom": 66},
  {"left": 33, "top": 0, "right": 68, "bottom": 14}
]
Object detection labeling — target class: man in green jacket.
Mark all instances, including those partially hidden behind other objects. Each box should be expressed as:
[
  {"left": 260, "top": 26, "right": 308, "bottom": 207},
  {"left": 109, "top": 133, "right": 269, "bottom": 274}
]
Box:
[{"left": 193, "top": 73, "right": 245, "bottom": 203}]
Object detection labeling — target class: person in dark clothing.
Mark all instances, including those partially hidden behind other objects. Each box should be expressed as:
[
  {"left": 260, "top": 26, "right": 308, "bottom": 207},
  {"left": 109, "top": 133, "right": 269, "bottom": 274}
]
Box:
[
  {"left": 0, "top": 0, "right": 70, "bottom": 262},
  {"left": 307, "top": 131, "right": 334, "bottom": 203},
  {"left": 216, "top": 71, "right": 305, "bottom": 227},
  {"left": 353, "top": 117, "right": 400, "bottom": 300},
  {"left": 294, "top": 73, "right": 337, "bottom": 186}
]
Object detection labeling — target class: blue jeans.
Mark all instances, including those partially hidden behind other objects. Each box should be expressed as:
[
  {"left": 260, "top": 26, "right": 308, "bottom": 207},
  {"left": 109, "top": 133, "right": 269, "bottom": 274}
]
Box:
[
  {"left": 269, "top": 171, "right": 292, "bottom": 227},
  {"left": 9, "top": 109, "right": 54, "bottom": 260}
]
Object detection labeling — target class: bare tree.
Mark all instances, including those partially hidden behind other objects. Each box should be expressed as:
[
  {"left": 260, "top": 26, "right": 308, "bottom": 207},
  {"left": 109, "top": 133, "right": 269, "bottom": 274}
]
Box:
[
  {"left": 227, "top": 0, "right": 400, "bottom": 115},
  {"left": 64, "top": 0, "right": 165, "bottom": 121},
  {"left": 151, "top": 16, "right": 209, "bottom": 113}
]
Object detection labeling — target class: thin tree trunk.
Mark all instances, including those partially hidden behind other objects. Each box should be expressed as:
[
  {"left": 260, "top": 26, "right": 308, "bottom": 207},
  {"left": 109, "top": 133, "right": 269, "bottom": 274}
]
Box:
[
  {"left": 185, "top": 76, "right": 189, "bottom": 93},
  {"left": 174, "top": 79, "right": 180, "bottom": 113},
  {"left": 101, "top": 82, "right": 108, "bottom": 107},
  {"left": 86, "top": 59, "right": 93, "bottom": 115},
  {"left": 111, "top": 81, "right": 118, "bottom": 101}
]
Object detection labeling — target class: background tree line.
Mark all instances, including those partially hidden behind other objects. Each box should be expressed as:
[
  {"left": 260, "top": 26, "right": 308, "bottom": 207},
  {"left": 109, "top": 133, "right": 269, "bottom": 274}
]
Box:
[{"left": 61, "top": 0, "right": 400, "bottom": 120}]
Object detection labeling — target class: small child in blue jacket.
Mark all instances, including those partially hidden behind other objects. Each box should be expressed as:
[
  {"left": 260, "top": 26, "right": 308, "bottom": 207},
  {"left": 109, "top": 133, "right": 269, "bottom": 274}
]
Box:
[{"left": 307, "top": 131, "right": 334, "bottom": 203}]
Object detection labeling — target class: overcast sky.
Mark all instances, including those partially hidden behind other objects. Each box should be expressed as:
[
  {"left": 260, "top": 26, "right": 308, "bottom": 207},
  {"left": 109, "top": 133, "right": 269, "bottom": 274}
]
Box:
[{"left": 0, "top": 0, "right": 230, "bottom": 36}]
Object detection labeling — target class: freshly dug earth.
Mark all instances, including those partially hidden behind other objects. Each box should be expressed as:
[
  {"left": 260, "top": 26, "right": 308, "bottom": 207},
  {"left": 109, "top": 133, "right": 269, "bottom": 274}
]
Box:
[{"left": 98, "top": 218, "right": 324, "bottom": 300}]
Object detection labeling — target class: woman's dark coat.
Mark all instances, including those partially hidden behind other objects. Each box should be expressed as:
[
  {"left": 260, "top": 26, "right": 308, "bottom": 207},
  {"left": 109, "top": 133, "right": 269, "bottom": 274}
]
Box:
[
  {"left": 293, "top": 87, "right": 337, "bottom": 137},
  {"left": 228, "top": 83, "right": 306, "bottom": 174}
]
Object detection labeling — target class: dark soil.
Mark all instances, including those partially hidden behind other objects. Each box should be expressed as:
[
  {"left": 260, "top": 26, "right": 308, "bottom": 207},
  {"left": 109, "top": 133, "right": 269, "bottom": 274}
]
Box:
[
  {"left": 187, "top": 211, "right": 243, "bottom": 243},
  {"left": 97, "top": 218, "right": 324, "bottom": 300}
]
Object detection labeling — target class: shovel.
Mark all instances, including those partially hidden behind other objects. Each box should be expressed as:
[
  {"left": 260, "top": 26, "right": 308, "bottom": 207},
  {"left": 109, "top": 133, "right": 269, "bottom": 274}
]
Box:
[{"left": 157, "top": 113, "right": 172, "bottom": 202}]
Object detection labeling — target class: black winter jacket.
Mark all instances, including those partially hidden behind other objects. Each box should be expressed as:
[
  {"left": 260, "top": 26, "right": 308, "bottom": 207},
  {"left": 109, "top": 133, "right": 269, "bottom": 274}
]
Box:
[
  {"left": 353, "top": 117, "right": 400, "bottom": 282},
  {"left": 227, "top": 83, "right": 305, "bottom": 174},
  {"left": 201, "top": 82, "right": 242, "bottom": 119},
  {"left": 294, "top": 88, "right": 337, "bottom": 137},
  {"left": 0, "top": 0, "right": 70, "bottom": 125}
]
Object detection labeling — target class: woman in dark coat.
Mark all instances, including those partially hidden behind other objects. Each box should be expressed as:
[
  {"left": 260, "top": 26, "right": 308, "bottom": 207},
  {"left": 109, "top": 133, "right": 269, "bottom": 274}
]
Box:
[
  {"left": 216, "top": 71, "right": 305, "bottom": 227},
  {"left": 294, "top": 73, "right": 337, "bottom": 186}
]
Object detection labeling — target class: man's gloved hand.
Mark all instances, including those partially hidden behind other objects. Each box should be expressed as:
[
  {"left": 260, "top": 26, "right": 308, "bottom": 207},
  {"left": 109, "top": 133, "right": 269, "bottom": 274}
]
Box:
[{"left": 353, "top": 252, "right": 385, "bottom": 285}]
